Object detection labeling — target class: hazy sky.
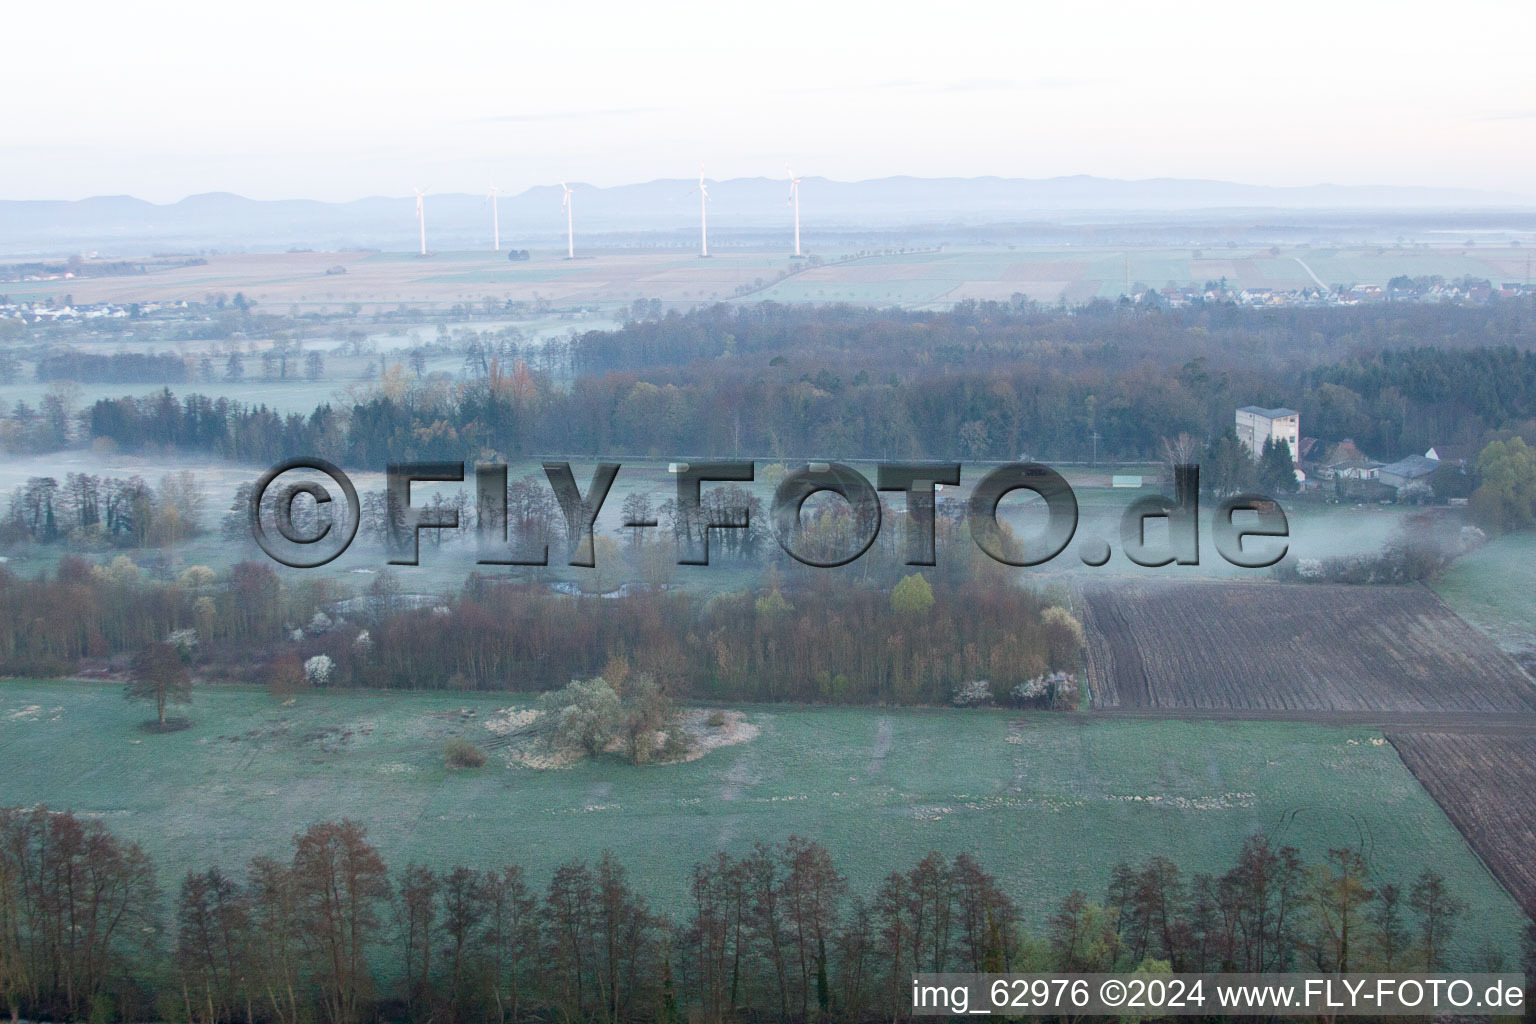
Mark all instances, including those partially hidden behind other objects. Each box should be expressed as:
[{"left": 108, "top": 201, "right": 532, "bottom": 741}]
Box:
[{"left": 4, "top": 0, "right": 1534, "bottom": 202}]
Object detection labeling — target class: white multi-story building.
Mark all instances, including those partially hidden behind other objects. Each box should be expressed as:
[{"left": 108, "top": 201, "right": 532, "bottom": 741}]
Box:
[{"left": 1236, "top": 406, "right": 1300, "bottom": 463}]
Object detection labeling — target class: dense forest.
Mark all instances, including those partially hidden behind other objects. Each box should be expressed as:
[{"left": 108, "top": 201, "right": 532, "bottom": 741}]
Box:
[
  {"left": 55, "top": 300, "right": 1536, "bottom": 468},
  {"left": 0, "top": 807, "right": 1511, "bottom": 1024}
]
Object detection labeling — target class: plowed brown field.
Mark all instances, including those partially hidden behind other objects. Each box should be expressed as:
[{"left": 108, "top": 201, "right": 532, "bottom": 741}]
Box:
[
  {"left": 1080, "top": 582, "right": 1536, "bottom": 712},
  {"left": 1389, "top": 733, "right": 1536, "bottom": 917}
]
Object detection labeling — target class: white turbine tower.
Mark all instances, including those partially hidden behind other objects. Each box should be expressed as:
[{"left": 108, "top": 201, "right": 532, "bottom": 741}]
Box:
[
  {"left": 786, "top": 165, "right": 803, "bottom": 258},
  {"left": 413, "top": 186, "right": 428, "bottom": 256},
  {"left": 488, "top": 183, "right": 501, "bottom": 252},
  {"left": 561, "top": 182, "right": 575, "bottom": 259},
  {"left": 690, "top": 166, "right": 711, "bottom": 257}
]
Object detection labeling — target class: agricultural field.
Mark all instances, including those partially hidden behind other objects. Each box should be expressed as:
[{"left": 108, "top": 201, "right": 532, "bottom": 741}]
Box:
[
  {"left": 0, "top": 679, "right": 1525, "bottom": 962},
  {"left": 1389, "top": 732, "right": 1536, "bottom": 918},
  {"left": 8, "top": 244, "right": 1528, "bottom": 312},
  {"left": 1433, "top": 532, "right": 1536, "bottom": 670},
  {"left": 751, "top": 245, "right": 1532, "bottom": 307},
  {"left": 2, "top": 250, "right": 801, "bottom": 311},
  {"left": 1080, "top": 581, "right": 1536, "bottom": 711}
]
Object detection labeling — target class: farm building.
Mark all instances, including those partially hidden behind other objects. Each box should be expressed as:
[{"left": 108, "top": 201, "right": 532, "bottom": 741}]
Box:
[
  {"left": 1379, "top": 455, "right": 1440, "bottom": 491},
  {"left": 1317, "top": 439, "right": 1382, "bottom": 481},
  {"left": 1235, "top": 405, "right": 1301, "bottom": 463},
  {"left": 1425, "top": 444, "right": 1474, "bottom": 468}
]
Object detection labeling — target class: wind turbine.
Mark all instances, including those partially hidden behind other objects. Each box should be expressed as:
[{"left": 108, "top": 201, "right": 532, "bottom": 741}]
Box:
[
  {"left": 560, "top": 182, "right": 575, "bottom": 259},
  {"left": 786, "top": 165, "right": 803, "bottom": 258},
  {"left": 689, "top": 165, "right": 711, "bottom": 257},
  {"left": 413, "top": 186, "right": 428, "bottom": 256},
  {"left": 488, "top": 183, "right": 501, "bottom": 252}
]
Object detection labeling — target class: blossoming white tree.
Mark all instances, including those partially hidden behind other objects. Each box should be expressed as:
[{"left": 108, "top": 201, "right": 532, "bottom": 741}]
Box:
[{"left": 304, "top": 654, "right": 334, "bottom": 686}]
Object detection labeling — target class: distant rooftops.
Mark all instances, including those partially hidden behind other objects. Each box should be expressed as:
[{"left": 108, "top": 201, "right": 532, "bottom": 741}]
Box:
[
  {"left": 1379, "top": 455, "right": 1440, "bottom": 480},
  {"left": 1237, "top": 406, "right": 1299, "bottom": 419},
  {"left": 1425, "top": 444, "right": 1473, "bottom": 464}
]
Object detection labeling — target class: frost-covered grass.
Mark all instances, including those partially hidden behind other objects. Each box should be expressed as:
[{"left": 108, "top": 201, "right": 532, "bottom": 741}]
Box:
[
  {"left": 1434, "top": 531, "right": 1536, "bottom": 656},
  {"left": 0, "top": 679, "right": 1522, "bottom": 962}
]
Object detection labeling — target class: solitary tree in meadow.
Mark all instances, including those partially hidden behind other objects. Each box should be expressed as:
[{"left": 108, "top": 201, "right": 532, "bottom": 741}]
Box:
[{"left": 126, "top": 640, "right": 192, "bottom": 728}]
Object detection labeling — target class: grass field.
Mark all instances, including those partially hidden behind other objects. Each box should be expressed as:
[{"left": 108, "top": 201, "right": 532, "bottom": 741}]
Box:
[
  {"left": 1434, "top": 532, "right": 1536, "bottom": 664},
  {"left": 0, "top": 679, "right": 1523, "bottom": 963}
]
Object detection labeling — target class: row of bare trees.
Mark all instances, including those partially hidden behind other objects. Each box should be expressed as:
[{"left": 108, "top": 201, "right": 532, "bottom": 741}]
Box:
[
  {"left": 0, "top": 552, "right": 1076, "bottom": 706},
  {"left": 0, "top": 559, "right": 340, "bottom": 677},
  {"left": 1, "top": 808, "right": 1506, "bottom": 1024},
  {"left": 0, "top": 808, "right": 159, "bottom": 1021}
]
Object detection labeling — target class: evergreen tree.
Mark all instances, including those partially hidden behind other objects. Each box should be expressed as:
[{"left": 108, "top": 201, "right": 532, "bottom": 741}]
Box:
[
  {"left": 1202, "top": 427, "right": 1256, "bottom": 497},
  {"left": 1259, "top": 435, "right": 1299, "bottom": 494}
]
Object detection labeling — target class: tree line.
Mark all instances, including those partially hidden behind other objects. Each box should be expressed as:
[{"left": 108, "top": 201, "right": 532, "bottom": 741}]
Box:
[
  {"left": 37, "top": 352, "right": 189, "bottom": 384},
  {"left": 0, "top": 558, "right": 1078, "bottom": 707},
  {"left": 0, "top": 558, "right": 335, "bottom": 677},
  {"left": 305, "top": 575, "right": 1081, "bottom": 705},
  {"left": 2, "top": 470, "right": 208, "bottom": 548},
  {"left": 0, "top": 809, "right": 1509, "bottom": 1024}
]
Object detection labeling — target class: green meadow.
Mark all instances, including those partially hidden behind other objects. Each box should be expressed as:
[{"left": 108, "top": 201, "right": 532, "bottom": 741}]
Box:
[{"left": 0, "top": 679, "right": 1522, "bottom": 963}]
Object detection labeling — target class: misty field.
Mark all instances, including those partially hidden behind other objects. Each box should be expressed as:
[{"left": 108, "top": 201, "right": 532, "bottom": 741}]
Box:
[
  {"left": 0, "top": 679, "right": 1524, "bottom": 962},
  {"left": 1434, "top": 532, "right": 1536, "bottom": 664},
  {"left": 0, "top": 441, "right": 1427, "bottom": 598},
  {"left": 12, "top": 245, "right": 1528, "bottom": 313}
]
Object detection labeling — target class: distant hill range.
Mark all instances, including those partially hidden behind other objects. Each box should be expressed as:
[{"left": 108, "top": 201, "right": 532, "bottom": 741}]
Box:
[{"left": 2, "top": 175, "right": 1532, "bottom": 256}]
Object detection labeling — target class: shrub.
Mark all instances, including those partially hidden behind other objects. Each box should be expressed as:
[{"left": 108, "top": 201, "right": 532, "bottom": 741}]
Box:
[
  {"left": 541, "top": 678, "right": 622, "bottom": 756},
  {"left": 444, "top": 738, "right": 487, "bottom": 769},
  {"left": 303, "top": 654, "right": 334, "bottom": 686},
  {"left": 1008, "top": 671, "right": 1080, "bottom": 709},
  {"left": 951, "top": 680, "right": 994, "bottom": 707},
  {"left": 754, "top": 588, "right": 793, "bottom": 617},
  {"left": 165, "top": 628, "right": 199, "bottom": 660},
  {"left": 267, "top": 655, "right": 305, "bottom": 699},
  {"left": 178, "top": 565, "right": 216, "bottom": 590},
  {"left": 620, "top": 674, "right": 675, "bottom": 764}
]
